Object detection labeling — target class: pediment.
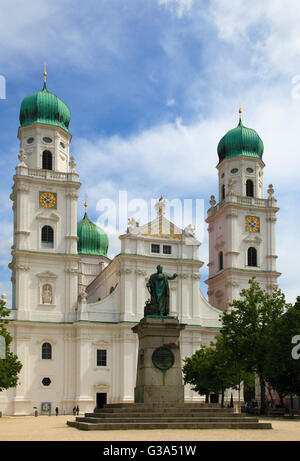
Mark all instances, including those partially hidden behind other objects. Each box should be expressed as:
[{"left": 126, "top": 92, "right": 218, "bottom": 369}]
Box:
[
  {"left": 125, "top": 215, "right": 200, "bottom": 243},
  {"left": 243, "top": 234, "right": 262, "bottom": 245},
  {"left": 36, "top": 211, "right": 60, "bottom": 222},
  {"left": 140, "top": 217, "right": 183, "bottom": 240},
  {"left": 92, "top": 340, "right": 110, "bottom": 347},
  {"left": 36, "top": 270, "right": 58, "bottom": 279}
]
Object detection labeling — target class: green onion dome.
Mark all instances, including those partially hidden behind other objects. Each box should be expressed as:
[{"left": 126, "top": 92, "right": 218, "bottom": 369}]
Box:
[
  {"left": 77, "top": 212, "right": 109, "bottom": 257},
  {"left": 19, "top": 83, "right": 70, "bottom": 133},
  {"left": 217, "top": 118, "right": 264, "bottom": 164}
]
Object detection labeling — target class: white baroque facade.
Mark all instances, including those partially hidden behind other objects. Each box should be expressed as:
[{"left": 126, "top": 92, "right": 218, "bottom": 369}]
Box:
[{"left": 0, "top": 84, "right": 279, "bottom": 415}]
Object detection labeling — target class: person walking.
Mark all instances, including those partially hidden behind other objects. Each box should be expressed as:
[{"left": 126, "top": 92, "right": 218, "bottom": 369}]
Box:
[
  {"left": 73, "top": 406, "right": 76, "bottom": 416},
  {"left": 55, "top": 406, "right": 59, "bottom": 416},
  {"left": 76, "top": 405, "right": 79, "bottom": 416}
]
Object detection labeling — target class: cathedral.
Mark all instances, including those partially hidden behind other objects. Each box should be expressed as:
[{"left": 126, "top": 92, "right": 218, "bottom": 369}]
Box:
[{"left": 0, "top": 73, "right": 280, "bottom": 415}]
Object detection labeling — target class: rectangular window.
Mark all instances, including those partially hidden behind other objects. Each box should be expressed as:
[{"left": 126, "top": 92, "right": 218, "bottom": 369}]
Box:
[
  {"left": 163, "top": 245, "right": 172, "bottom": 255},
  {"left": 151, "top": 244, "right": 160, "bottom": 253},
  {"left": 97, "top": 349, "right": 107, "bottom": 367}
]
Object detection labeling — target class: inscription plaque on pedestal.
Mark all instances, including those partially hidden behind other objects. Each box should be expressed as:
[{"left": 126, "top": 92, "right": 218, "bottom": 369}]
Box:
[{"left": 152, "top": 347, "right": 174, "bottom": 373}]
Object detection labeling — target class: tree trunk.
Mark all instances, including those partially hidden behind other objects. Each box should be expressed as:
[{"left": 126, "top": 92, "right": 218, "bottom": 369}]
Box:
[{"left": 259, "top": 375, "right": 267, "bottom": 415}]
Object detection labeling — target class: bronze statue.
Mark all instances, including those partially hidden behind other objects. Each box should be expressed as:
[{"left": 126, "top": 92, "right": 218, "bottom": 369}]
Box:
[{"left": 145, "top": 265, "right": 177, "bottom": 316}]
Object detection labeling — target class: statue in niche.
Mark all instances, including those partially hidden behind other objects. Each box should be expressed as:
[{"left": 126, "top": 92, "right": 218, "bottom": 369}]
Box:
[
  {"left": 42, "top": 284, "right": 52, "bottom": 304},
  {"left": 145, "top": 265, "right": 177, "bottom": 317}
]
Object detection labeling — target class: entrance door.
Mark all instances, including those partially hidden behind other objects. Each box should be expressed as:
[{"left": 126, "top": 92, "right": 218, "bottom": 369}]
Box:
[{"left": 96, "top": 393, "right": 107, "bottom": 409}]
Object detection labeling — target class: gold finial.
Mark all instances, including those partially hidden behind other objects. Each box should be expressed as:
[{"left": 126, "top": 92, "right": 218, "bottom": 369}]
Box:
[
  {"left": 84, "top": 193, "right": 88, "bottom": 214},
  {"left": 159, "top": 193, "right": 163, "bottom": 201},
  {"left": 238, "top": 101, "right": 242, "bottom": 121},
  {"left": 43, "top": 61, "right": 47, "bottom": 84}
]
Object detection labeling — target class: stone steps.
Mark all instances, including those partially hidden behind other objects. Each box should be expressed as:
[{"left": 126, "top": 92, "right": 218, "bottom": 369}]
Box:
[
  {"left": 84, "top": 413, "right": 244, "bottom": 419},
  {"left": 67, "top": 403, "right": 272, "bottom": 430},
  {"left": 93, "top": 407, "right": 234, "bottom": 414},
  {"left": 75, "top": 416, "right": 259, "bottom": 424},
  {"left": 102, "top": 403, "right": 221, "bottom": 409},
  {"left": 89, "top": 411, "right": 237, "bottom": 417},
  {"left": 84, "top": 411, "right": 246, "bottom": 418},
  {"left": 67, "top": 420, "right": 272, "bottom": 431}
]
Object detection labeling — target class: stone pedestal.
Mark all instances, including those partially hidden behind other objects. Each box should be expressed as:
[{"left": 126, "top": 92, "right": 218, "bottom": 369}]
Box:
[{"left": 132, "top": 316, "right": 186, "bottom": 404}]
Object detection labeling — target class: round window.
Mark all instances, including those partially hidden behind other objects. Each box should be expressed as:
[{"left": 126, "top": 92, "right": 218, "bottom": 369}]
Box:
[
  {"left": 27, "top": 137, "right": 34, "bottom": 144},
  {"left": 43, "top": 137, "right": 52, "bottom": 144},
  {"left": 246, "top": 167, "right": 254, "bottom": 173},
  {"left": 231, "top": 168, "right": 238, "bottom": 174}
]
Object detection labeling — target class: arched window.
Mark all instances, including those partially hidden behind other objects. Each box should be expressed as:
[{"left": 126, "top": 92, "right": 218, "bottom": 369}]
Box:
[
  {"left": 41, "top": 225, "right": 54, "bottom": 248},
  {"left": 221, "top": 185, "right": 225, "bottom": 200},
  {"left": 219, "top": 251, "right": 223, "bottom": 270},
  {"left": 42, "top": 284, "right": 52, "bottom": 304},
  {"left": 246, "top": 179, "right": 254, "bottom": 197},
  {"left": 42, "top": 150, "right": 52, "bottom": 170},
  {"left": 42, "top": 342, "right": 52, "bottom": 360},
  {"left": 248, "top": 247, "right": 257, "bottom": 267}
]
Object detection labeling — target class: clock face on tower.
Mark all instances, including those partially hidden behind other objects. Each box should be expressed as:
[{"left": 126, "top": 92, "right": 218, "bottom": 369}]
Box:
[
  {"left": 39, "top": 191, "right": 57, "bottom": 209},
  {"left": 245, "top": 216, "right": 260, "bottom": 232}
]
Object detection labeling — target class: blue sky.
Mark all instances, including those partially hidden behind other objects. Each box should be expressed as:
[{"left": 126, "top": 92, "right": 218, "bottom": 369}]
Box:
[{"left": 0, "top": 0, "right": 300, "bottom": 305}]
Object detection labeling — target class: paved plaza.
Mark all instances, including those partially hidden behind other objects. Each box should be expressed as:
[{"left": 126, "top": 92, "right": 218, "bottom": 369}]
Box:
[{"left": 0, "top": 415, "right": 299, "bottom": 441}]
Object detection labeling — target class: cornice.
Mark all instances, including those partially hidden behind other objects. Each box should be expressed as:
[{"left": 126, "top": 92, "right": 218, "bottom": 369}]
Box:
[
  {"left": 206, "top": 200, "right": 279, "bottom": 222},
  {"left": 9, "top": 318, "right": 220, "bottom": 331},
  {"left": 13, "top": 174, "right": 81, "bottom": 189},
  {"left": 205, "top": 267, "right": 281, "bottom": 284},
  {"left": 118, "top": 252, "right": 203, "bottom": 267},
  {"left": 12, "top": 249, "right": 81, "bottom": 261}
]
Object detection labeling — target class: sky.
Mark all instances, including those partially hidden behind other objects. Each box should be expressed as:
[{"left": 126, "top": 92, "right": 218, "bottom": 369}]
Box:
[{"left": 0, "top": 0, "right": 300, "bottom": 305}]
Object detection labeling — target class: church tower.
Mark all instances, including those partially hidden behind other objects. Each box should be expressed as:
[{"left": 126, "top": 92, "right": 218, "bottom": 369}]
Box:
[
  {"left": 9, "top": 67, "right": 81, "bottom": 322},
  {"left": 205, "top": 108, "right": 280, "bottom": 310}
]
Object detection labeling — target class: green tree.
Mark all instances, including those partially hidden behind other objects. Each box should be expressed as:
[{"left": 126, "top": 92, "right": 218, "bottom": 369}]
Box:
[
  {"left": 183, "top": 345, "right": 213, "bottom": 401},
  {"left": 264, "top": 297, "right": 300, "bottom": 414},
  {"left": 183, "top": 335, "right": 243, "bottom": 407},
  {"left": 0, "top": 298, "right": 22, "bottom": 391},
  {"left": 220, "top": 277, "right": 286, "bottom": 414}
]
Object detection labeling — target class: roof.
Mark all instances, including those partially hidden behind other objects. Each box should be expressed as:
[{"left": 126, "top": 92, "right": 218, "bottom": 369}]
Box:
[{"left": 19, "top": 83, "right": 71, "bottom": 133}]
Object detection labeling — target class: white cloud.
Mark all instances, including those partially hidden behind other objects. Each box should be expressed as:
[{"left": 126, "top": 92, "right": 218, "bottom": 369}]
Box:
[{"left": 209, "top": 0, "right": 300, "bottom": 76}]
